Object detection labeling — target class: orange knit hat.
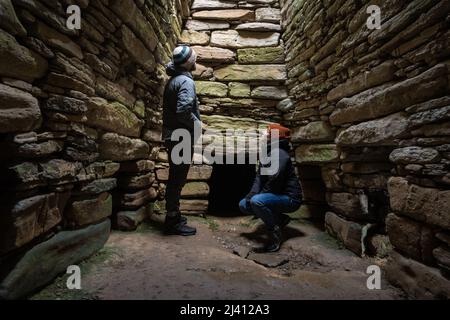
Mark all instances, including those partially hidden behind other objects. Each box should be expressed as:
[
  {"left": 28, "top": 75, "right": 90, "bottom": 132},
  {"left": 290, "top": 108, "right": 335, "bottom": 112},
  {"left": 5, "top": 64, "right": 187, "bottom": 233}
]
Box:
[{"left": 267, "top": 123, "right": 290, "bottom": 139}]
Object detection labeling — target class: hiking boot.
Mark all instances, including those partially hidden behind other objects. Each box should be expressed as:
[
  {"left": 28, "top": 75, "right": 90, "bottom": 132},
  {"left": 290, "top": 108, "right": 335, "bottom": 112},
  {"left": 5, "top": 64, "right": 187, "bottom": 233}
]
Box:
[
  {"left": 265, "top": 226, "right": 282, "bottom": 253},
  {"left": 164, "top": 215, "right": 196, "bottom": 236}
]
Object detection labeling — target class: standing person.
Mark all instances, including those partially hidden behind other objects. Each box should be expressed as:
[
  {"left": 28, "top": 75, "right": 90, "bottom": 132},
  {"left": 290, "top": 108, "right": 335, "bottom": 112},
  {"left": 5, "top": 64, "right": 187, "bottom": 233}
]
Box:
[
  {"left": 162, "top": 46, "right": 201, "bottom": 236},
  {"left": 239, "top": 124, "right": 303, "bottom": 252}
]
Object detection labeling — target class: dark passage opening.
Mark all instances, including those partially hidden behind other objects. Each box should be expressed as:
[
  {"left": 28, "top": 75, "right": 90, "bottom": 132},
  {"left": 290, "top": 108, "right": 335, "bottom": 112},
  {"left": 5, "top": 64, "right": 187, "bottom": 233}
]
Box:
[{"left": 208, "top": 164, "right": 256, "bottom": 216}]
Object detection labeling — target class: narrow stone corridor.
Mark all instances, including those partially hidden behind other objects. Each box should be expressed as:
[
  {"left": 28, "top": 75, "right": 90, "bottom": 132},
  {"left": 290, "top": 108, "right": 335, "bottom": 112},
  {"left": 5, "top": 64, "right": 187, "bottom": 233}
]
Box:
[{"left": 0, "top": 0, "right": 449, "bottom": 300}]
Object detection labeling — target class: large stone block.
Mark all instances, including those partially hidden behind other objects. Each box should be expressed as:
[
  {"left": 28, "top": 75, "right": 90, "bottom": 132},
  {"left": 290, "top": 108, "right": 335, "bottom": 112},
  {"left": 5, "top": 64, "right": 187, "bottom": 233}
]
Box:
[
  {"left": 0, "top": 28, "right": 47, "bottom": 82},
  {"left": 196, "top": 81, "right": 229, "bottom": 97},
  {"left": 214, "top": 64, "right": 287, "bottom": 82},
  {"left": 330, "top": 64, "right": 448, "bottom": 125},
  {"left": 180, "top": 199, "right": 209, "bottom": 215},
  {"left": 388, "top": 177, "right": 450, "bottom": 230},
  {"left": 181, "top": 182, "right": 210, "bottom": 198},
  {"left": 386, "top": 213, "right": 437, "bottom": 264},
  {"left": 327, "top": 61, "right": 397, "bottom": 102},
  {"left": 390, "top": 147, "right": 440, "bottom": 164},
  {"left": 336, "top": 112, "right": 409, "bottom": 147},
  {"left": 385, "top": 251, "right": 450, "bottom": 299},
  {"left": 0, "top": 194, "right": 62, "bottom": 255},
  {"left": 179, "top": 30, "right": 210, "bottom": 45},
  {"left": 185, "top": 20, "right": 230, "bottom": 31},
  {"left": 291, "top": 121, "right": 335, "bottom": 143},
  {"left": 236, "top": 22, "right": 281, "bottom": 32},
  {"left": 295, "top": 144, "right": 339, "bottom": 164},
  {"left": 0, "top": 0, "right": 26, "bottom": 36},
  {"left": 99, "top": 133, "right": 149, "bottom": 161},
  {"left": 65, "top": 193, "right": 112, "bottom": 228},
  {"left": 0, "top": 220, "right": 111, "bottom": 300},
  {"left": 193, "top": 9, "right": 255, "bottom": 21},
  {"left": 255, "top": 8, "right": 281, "bottom": 23},
  {"left": 115, "top": 205, "right": 151, "bottom": 231},
  {"left": 325, "top": 212, "right": 363, "bottom": 256},
  {"left": 237, "top": 47, "right": 285, "bottom": 64},
  {"left": 32, "top": 21, "right": 83, "bottom": 59},
  {"left": 192, "top": 46, "right": 236, "bottom": 63},
  {"left": 86, "top": 98, "right": 144, "bottom": 138},
  {"left": 211, "top": 30, "right": 280, "bottom": 48},
  {"left": 251, "top": 86, "right": 287, "bottom": 100},
  {"left": 327, "top": 193, "right": 369, "bottom": 221},
  {"left": 0, "top": 84, "right": 42, "bottom": 133},
  {"left": 192, "top": 0, "right": 237, "bottom": 10}
]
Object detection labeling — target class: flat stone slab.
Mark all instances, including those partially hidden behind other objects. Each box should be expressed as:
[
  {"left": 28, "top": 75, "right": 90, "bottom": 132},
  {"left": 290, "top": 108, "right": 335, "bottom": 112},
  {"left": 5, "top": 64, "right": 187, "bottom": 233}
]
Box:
[
  {"left": 214, "top": 64, "right": 287, "bottom": 82},
  {"left": 211, "top": 30, "right": 280, "bottom": 48},
  {"left": 238, "top": 46, "right": 285, "bottom": 64},
  {"left": 0, "top": 220, "right": 111, "bottom": 300},
  {"left": 192, "top": 0, "right": 237, "bottom": 10},
  {"left": 236, "top": 22, "right": 281, "bottom": 32},
  {"left": 247, "top": 252, "right": 289, "bottom": 268},
  {"left": 185, "top": 20, "right": 230, "bottom": 31},
  {"left": 179, "top": 30, "right": 210, "bottom": 45},
  {"left": 192, "top": 46, "right": 236, "bottom": 63},
  {"left": 255, "top": 7, "right": 281, "bottom": 23},
  {"left": 193, "top": 9, "right": 255, "bottom": 21}
]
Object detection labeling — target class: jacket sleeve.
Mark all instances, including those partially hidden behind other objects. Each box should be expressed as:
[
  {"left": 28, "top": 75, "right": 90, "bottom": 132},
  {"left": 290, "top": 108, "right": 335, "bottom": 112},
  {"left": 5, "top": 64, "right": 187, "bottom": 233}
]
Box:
[
  {"left": 176, "top": 78, "right": 201, "bottom": 130},
  {"left": 260, "top": 151, "right": 289, "bottom": 194}
]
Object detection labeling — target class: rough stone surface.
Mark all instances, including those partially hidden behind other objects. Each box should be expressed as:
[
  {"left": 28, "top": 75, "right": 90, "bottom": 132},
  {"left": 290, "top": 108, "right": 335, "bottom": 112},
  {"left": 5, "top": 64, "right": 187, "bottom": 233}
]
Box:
[
  {"left": 385, "top": 251, "right": 450, "bottom": 300},
  {"left": 325, "top": 212, "right": 363, "bottom": 256},
  {"left": 0, "top": 84, "right": 42, "bottom": 133},
  {"left": 214, "top": 64, "right": 287, "bottom": 82},
  {"left": 0, "top": 220, "right": 111, "bottom": 300}
]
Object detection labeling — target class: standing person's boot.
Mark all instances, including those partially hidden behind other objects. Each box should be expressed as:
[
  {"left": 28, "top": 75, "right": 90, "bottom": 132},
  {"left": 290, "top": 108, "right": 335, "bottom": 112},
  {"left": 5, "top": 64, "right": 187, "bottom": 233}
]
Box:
[
  {"left": 265, "top": 226, "right": 282, "bottom": 252},
  {"left": 164, "top": 214, "right": 197, "bottom": 236},
  {"left": 279, "top": 214, "right": 291, "bottom": 229}
]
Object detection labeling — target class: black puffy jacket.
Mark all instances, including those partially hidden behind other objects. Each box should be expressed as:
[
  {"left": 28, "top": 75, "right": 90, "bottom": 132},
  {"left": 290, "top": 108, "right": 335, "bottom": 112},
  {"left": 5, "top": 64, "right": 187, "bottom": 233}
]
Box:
[
  {"left": 246, "top": 139, "right": 303, "bottom": 201},
  {"left": 162, "top": 62, "right": 201, "bottom": 141}
]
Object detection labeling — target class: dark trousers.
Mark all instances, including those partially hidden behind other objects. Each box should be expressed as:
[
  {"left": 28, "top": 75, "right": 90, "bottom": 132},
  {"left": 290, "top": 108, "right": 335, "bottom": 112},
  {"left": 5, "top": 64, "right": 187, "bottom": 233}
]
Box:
[
  {"left": 165, "top": 140, "right": 193, "bottom": 217},
  {"left": 239, "top": 193, "right": 302, "bottom": 230}
]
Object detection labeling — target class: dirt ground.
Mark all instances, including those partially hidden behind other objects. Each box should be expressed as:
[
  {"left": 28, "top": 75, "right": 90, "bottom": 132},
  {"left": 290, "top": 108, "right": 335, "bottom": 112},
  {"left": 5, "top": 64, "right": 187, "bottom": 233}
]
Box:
[{"left": 32, "top": 214, "right": 405, "bottom": 300}]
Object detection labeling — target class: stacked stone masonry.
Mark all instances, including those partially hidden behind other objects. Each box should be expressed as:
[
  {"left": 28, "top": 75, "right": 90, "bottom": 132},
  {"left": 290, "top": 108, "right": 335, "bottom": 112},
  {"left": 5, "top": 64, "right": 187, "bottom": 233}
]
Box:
[
  {"left": 151, "top": 0, "right": 290, "bottom": 216},
  {"left": 280, "top": 0, "right": 450, "bottom": 298},
  {"left": 0, "top": 0, "right": 192, "bottom": 300}
]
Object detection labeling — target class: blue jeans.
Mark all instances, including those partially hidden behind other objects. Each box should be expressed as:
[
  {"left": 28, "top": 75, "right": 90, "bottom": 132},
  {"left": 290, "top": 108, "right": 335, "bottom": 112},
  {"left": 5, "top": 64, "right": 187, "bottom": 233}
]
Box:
[{"left": 239, "top": 193, "right": 302, "bottom": 230}]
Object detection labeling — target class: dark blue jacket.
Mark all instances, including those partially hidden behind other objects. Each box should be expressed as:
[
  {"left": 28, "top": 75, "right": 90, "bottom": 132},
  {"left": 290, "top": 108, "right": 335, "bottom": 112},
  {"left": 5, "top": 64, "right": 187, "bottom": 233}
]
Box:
[
  {"left": 162, "top": 63, "right": 201, "bottom": 141},
  {"left": 246, "top": 139, "right": 303, "bottom": 201}
]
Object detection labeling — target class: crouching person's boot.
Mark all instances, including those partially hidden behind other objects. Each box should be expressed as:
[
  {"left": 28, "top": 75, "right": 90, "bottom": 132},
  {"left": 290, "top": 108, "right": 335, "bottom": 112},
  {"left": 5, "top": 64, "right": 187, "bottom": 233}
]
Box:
[
  {"left": 265, "top": 225, "right": 282, "bottom": 252},
  {"left": 164, "top": 213, "right": 197, "bottom": 236}
]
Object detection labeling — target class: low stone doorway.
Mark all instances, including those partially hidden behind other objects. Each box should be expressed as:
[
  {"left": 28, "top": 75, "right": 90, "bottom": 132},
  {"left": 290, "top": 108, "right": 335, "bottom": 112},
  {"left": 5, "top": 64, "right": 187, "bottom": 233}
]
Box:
[{"left": 208, "top": 163, "right": 256, "bottom": 216}]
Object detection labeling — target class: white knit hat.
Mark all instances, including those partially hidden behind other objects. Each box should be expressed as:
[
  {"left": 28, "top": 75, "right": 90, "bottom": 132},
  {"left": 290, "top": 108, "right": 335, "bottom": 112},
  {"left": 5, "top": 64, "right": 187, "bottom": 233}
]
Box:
[{"left": 173, "top": 46, "right": 197, "bottom": 70}]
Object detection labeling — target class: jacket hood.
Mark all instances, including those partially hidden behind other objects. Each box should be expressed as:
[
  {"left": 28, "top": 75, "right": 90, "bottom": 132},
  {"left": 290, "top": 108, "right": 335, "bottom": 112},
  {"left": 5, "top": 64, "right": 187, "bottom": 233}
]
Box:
[{"left": 166, "top": 62, "right": 192, "bottom": 78}]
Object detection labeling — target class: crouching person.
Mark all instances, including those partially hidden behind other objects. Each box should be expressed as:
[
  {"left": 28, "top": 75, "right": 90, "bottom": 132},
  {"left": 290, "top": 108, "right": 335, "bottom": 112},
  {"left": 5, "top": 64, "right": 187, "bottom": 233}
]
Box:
[{"left": 239, "top": 124, "right": 303, "bottom": 252}]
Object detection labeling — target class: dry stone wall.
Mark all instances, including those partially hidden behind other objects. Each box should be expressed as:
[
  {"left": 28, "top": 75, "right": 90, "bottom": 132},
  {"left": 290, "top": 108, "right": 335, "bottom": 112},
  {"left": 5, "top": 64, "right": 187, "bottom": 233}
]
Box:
[
  {"left": 280, "top": 0, "right": 450, "bottom": 298},
  {"left": 152, "top": 0, "right": 289, "bottom": 215},
  {"left": 0, "top": 0, "right": 191, "bottom": 299}
]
